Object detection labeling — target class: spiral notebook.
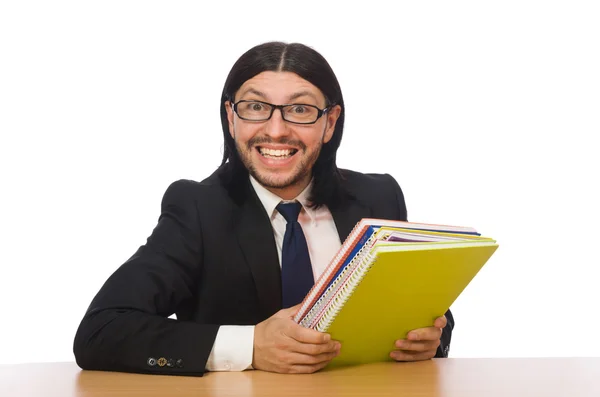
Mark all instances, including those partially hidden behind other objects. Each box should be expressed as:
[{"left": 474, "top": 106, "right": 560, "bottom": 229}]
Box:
[
  {"left": 293, "top": 219, "right": 498, "bottom": 367},
  {"left": 292, "top": 219, "right": 481, "bottom": 324}
]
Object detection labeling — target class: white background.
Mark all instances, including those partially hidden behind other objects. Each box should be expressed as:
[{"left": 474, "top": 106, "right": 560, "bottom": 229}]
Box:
[{"left": 1, "top": 1, "right": 599, "bottom": 364}]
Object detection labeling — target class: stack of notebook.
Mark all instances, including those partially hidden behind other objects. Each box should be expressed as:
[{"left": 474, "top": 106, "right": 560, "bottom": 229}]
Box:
[{"left": 293, "top": 218, "right": 498, "bottom": 367}]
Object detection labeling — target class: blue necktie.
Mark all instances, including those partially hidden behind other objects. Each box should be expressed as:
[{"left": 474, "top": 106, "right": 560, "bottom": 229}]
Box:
[{"left": 277, "top": 202, "right": 314, "bottom": 308}]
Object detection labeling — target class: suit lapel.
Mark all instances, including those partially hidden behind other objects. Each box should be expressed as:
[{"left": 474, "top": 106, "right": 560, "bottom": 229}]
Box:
[
  {"left": 234, "top": 186, "right": 282, "bottom": 320},
  {"left": 330, "top": 197, "right": 373, "bottom": 245}
]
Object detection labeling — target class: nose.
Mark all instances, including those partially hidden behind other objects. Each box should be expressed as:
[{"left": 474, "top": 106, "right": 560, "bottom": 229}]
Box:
[{"left": 264, "top": 108, "right": 291, "bottom": 139}]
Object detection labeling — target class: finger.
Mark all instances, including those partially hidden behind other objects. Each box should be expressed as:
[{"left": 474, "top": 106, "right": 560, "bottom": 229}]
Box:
[
  {"left": 407, "top": 326, "right": 443, "bottom": 342},
  {"left": 390, "top": 349, "right": 436, "bottom": 362},
  {"left": 395, "top": 339, "right": 440, "bottom": 353},
  {"left": 434, "top": 315, "right": 447, "bottom": 329},
  {"left": 287, "top": 360, "right": 331, "bottom": 374},
  {"left": 287, "top": 349, "right": 340, "bottom": 366},
  {"left": 293, "top": 340, "right": 341, "bottom": 356},
  {"left": 285, "top": 323, "right": 332, "bottom": 344}
]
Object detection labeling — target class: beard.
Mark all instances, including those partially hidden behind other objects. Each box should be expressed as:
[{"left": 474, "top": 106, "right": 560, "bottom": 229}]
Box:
[{"left": 234, "top": 135, "right": 323, "bottom": 191}]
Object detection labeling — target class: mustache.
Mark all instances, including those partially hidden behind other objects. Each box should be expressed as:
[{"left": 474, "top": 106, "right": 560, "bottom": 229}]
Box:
[{"left": 247, "top": 136, "right": 306, "bottom": 151}]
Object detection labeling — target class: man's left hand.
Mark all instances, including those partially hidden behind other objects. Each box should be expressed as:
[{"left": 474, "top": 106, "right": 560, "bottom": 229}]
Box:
[{"left": 390, "top": 315, "right": 447, "bottom": 361}]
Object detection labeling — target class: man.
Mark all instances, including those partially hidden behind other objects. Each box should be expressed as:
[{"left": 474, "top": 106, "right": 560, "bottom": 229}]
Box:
[{"left": 73, "top": 41, "right": 453, "bottom": 376}]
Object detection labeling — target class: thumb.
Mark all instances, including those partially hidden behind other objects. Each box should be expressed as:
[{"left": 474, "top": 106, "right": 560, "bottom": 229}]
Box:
[{"left": 278, "top": 303, "right": 303, "bottom": 319}]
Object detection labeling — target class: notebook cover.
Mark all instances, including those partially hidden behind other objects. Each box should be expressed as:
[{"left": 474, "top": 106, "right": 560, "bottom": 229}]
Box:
[{"left": 323, "top": 242, "right": 498, "bottom": 367}]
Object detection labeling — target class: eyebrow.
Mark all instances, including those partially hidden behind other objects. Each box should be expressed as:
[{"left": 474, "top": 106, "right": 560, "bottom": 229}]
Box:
[
  {"left": 237, "top": 88, "right": 320, "bottom": 104},
  {"left": 287, "top": 90, "right": 319, "bottom": 103},
  {"left": 238, "top": 88, "right": 268, "bottom": 100}
]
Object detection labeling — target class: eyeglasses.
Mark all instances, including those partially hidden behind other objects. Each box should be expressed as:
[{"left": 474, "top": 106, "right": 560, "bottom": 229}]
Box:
[{"left": 232, "top": 100, "right": 331, "bottom": 125}]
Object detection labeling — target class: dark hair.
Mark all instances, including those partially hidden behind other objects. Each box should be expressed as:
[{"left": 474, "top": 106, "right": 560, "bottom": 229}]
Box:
[{"left": 219, "top": 41, "right": 348, "bottom": 208}]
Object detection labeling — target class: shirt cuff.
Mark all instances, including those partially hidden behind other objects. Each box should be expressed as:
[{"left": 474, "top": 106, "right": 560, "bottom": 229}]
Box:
[{"left": 206, "top": 325, "right": 255, "bottom": 371}]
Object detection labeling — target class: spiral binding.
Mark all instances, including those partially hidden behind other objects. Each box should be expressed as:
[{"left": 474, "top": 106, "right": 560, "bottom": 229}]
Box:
[
  {"left": 293, "top": 223, "right": 369, "bottom": 323},
  {"left": 298, "top": 264, "right": 352, "bottom": 327},
  {"left": 315, "top": 251, "right": 378, "bottom": 332},
  {"left": 299, "top": 234, "right": 377, "bottom": 328}
]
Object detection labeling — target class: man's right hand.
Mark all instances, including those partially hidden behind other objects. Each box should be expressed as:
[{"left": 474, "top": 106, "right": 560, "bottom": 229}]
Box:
[{"left": 252, "top": 304, "right": 341, "bottom": 374}]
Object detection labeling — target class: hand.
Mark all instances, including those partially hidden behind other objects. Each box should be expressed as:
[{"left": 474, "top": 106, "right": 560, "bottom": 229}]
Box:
[
  {"left": 252, "top": 304, "right": 342, "bottom": 374},
  {"left": 390, "top": 315, "right": 447, "bottom": 362}
]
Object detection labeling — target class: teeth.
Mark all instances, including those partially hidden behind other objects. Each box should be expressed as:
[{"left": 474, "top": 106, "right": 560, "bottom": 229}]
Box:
[{"left": 259, "top": 148, "right": 295, "bottom": 157}]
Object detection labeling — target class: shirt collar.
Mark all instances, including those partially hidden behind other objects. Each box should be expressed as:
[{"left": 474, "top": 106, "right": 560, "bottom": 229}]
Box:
[{"left": 250, "top": 175, "right": 317, "bottom": 223}]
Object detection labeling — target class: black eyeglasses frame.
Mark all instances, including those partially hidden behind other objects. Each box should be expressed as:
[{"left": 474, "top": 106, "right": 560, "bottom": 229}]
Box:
[{"left": 231, "top": 100, "right": 332, "bottom": 125}]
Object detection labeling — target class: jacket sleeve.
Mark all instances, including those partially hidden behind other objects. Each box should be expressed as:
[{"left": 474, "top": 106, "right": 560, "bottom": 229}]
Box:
[
  {"left": 73, "top": 180, "right": 219, "bottom": 376},
  {"left": 386, "top": 173, "right": 454, "bottom": 358}
]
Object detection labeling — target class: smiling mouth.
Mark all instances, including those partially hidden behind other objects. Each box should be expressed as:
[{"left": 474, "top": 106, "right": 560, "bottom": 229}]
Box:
[{"left": 257, "top": 147, "right": 299, "bottom": 159}]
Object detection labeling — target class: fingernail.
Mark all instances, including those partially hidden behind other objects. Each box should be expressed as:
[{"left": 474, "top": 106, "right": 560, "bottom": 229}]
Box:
[
  {"left": 324, "top": 334, "right": 331, "bottom": 341},
  {"left": 395, "top": 340, "right": 404, "bottom": 348},
  {"left": 409, "top": 333, "right": 419, "bottom": 341},
  {"left": 335, "top": 342, "right": 342, "bottom": 350}
]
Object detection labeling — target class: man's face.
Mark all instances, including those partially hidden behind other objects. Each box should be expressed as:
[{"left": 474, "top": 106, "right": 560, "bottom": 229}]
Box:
[{"left": 225, "top": 71, "right": 341, "bottom": 199}]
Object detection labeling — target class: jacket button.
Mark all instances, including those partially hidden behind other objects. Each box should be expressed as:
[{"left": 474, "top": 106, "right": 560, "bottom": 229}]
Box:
[
  {"left": 147, "top": 357, "right": 156, "bottom": 366},
  {"left": 176, "top": 359, "right": 184, "bottom": 368},
  {"left": 167, "top": 358, "right": 175, "bottom": 368},
  {"left": 157, "top": 357, "right": 167, "bottom": 367}
]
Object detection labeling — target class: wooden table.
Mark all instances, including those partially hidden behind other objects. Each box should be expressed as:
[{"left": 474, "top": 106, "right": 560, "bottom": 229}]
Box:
[{"left": 1, "top": 358, "right": 599, "bottom": 396}]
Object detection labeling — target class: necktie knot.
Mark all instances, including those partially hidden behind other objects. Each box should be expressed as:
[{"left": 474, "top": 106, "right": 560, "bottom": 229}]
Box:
[{"left": 276, "top": 202, "right": 302, "bottom": 223}]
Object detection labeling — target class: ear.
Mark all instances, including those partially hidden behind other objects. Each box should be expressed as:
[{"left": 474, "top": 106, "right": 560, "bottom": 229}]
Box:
[
  {"left": 225, "top": 101, "right": 235, "bottom": 139},
  {"left": 323, "top": 105, "right": 342, "bottom": 144}
]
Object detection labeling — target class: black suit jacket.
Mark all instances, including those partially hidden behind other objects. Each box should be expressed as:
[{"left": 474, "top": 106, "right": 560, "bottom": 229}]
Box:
[{"left": 73, "top": 165, "right": 454, "bottom": 376}]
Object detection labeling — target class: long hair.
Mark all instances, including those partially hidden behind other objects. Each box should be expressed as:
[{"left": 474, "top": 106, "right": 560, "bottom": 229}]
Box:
[{"left": 219, "top": 42, "right": 348, "bottom": 208}]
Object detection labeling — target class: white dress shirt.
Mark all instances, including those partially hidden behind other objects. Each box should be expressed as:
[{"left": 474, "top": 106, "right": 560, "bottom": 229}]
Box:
[{"left": 205, "top": 176, "right": 342, "bottom": 371}]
